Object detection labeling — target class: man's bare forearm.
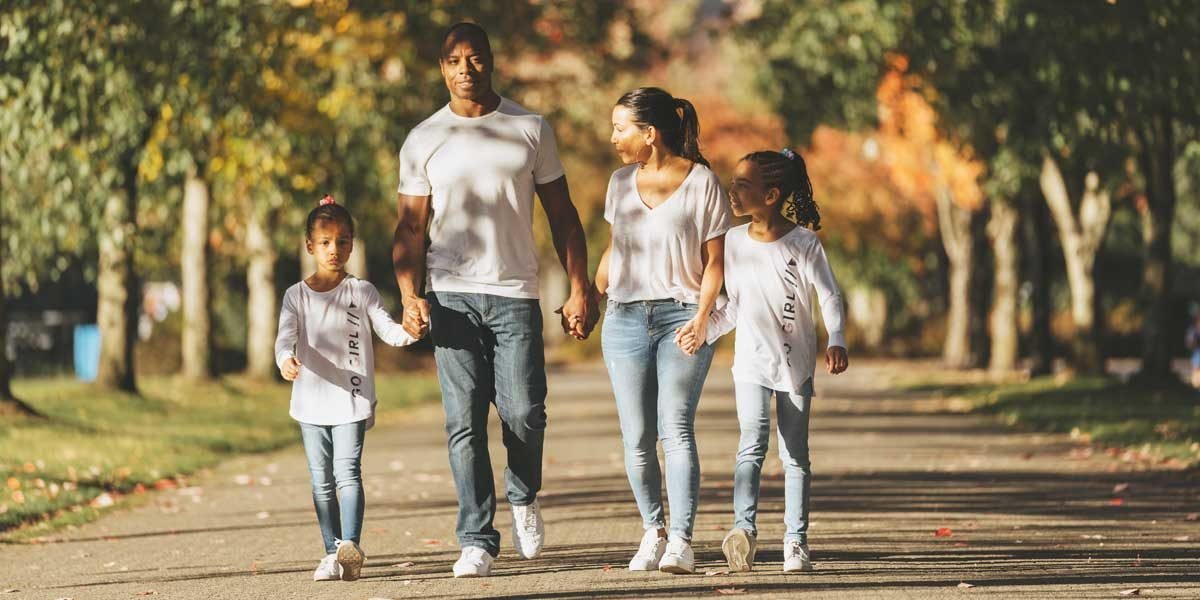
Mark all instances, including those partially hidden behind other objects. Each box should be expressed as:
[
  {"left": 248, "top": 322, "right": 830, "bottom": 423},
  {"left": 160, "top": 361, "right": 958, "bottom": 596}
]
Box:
[{"left": 392, "top": 194, "right": 431, "bottom": 300}]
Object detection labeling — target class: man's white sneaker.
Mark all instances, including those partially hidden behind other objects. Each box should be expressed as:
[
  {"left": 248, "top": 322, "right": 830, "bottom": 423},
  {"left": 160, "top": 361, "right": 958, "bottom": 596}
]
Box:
[
  {"left": 783, "top": 540, "right": 812, "bottom": 572},
  {"left": 453, "top": 546, "right": 494, "bottom": 578},
  {"left": 658, "top": 536, "right": 695, "bottom": 574},
  {"left": 721, "top": 528, "right": 756, "bottom": 572},
  {"left": 312, "top": 553, "right": 340, "bottom": 581},
  {"left": 628, "top": 529, "right": 667, "bottom": 571},
  {"left": 510, "top": 500, "right": 545, "bottom": 559},
  {"left": 335, "top": 539, "right": 365, "bottom": 581}
]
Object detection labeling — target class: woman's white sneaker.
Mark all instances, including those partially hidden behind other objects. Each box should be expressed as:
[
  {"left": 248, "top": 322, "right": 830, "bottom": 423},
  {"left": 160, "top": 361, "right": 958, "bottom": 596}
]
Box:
[
  {"left": 628, "top": 529, "right": 668, "bottom": 571},
  {"left": 312, "top": 553, "right": 340, "bottom": 581},
  {"left": 658, "top": 536, "right": 695, "bottom": 574},
  {"left": 783, "top": 540, "right": 812, "bottom": 572},
  {"left": 335, "top": 539, "right": 365, "bottom": 581},
  {"left": 453, "top": 546, "right": 494, "bottom": 578},
  {"left": 511, "top": 500, "right": 545, "bottom": 559},
  {"left": 721, "top": 528, "right": 756, "bottom": 572}
]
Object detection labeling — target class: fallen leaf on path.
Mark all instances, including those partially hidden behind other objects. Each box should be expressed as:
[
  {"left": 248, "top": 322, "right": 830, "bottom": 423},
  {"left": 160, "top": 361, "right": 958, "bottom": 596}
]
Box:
[
  {"left": 935, "top": 527, "right": 953, "bottom": 537},
  {"left": 153, "top": 479, "right": 177, "bottom": 491},
  {"left": 479, "top": 583, "right": 492, "bottom": 588},
  {"left": 1171, "top": 536, "right": 1191, "bottom": 542},
  {"left": 1082, "top": 534, "right": 1105, "bottom": 540},
  {"left": 715, "top": 588, "right": 746, "bottom": 595},
  {"left": 1068, "top": 448, "right": 1094, "bottom": 460},
  {"left": 957, "top": 582, "right": 975, "bottom": 588},
  {"left": 954, "top": 542, "right": 968, "bottom": 547},
  {"left": 602, "top": 565, "right": 613, "bottom": 572},
  {"left": 1108, "top": 498, "right": 1125, "bottom": 506},
  {"left": 390, "top": 562, "right": 415, "bottom": 568},
  {"left": 705, "top": 569, "right": 730, "bottom": 576},
  {"left": 233, "top": 474, "right": 253, "bottom": 486},
  {"left": 133, "top": 484, "right": 146, "bottom": 494},
  {"left": 1185, "top": 513, "right": 1198, "bottom": 521},
  {"left": 134, "top": 593, "right": 156, "bottom": 597},
  {"left": 1118, "top": 589, "right": 1140, "bottom": 596},
  {"left": 3, "top": 590, "right": 19, "bottom": 594},
  {"left": 256, "top": 511, "right": 270, "bottom": 519},
  {"left": 103, "top": 562, "right": 117, "bottom": 568},
  {"left": 1112, "top": 483, "right": 1130, "bottom": 494},
  {"left": 1020, "top": 452, "right": 1033, "bottom": 460},
  {"left": 422, "top": 539, "right": 440, "bottom": 546}
]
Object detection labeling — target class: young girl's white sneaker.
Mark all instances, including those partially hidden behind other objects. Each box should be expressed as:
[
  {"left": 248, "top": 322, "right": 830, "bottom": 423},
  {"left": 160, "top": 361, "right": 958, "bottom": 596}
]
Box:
[
  {"left": 722, "top": 528, "right": 757, "bottom": 572},
  {"left": 628, "top": 529, "right": 667, "bottom": 571},
  {"left": 312, "top": 553, "right": 340, "bottom": 581},
  {"left": 783, "top": 540, "right": 812, "bottom": 572},
  {"left": 335, "top": 539, "right": 365, "bottom": 581},
  {"left": 453, "top": 546, "right": 494, "bottom": 578},
  {"left": 658, "top": 536, "right": 695, "bottom": 574}
]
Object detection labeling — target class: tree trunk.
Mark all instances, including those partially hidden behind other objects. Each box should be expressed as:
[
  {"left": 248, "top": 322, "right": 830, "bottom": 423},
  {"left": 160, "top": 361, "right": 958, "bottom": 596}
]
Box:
[
  {"left": 937, "top": 188, "right": 975, "bottom": 369},
  {"left": 988, "top": 196, "right": 1020, "bottom": 374},
  {"left": 0, "top": 288, "right": 39, "bottom": 417},
  {"left": 95, "top": 186, "right": 139, "bottom": 392},
  {"left": 180, "top": 163, "right": 212, "bottom": 380},
  {"left": 1039, "top": 154, "right": 1110, "bottom": 375},
  {"left": 1135, "top": 115, "right": 1177, "bottom": 381},
  {"left": 245, "top": 207, "right": 278, "bottom": 379},
  {"left": 1025, "top": 192, "right": 1054, "bottom": 376}
]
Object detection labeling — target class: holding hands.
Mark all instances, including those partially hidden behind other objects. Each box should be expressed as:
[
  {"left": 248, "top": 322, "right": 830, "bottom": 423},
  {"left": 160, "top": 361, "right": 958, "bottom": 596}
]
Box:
[
  {"left": 556, "top": 283, "right": 601, "bottom": 340},
  {"left": 402, "top": 296, "right": 431, "bottom": 339},
  {"left": 673, "top": 314, "right": 709, "bottom": 356}
]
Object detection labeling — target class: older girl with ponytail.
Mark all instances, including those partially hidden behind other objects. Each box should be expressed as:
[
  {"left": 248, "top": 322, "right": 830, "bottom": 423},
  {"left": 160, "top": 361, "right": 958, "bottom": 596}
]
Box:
[
  {"left": 676, "top": 149, "right": 848, "bottom": 574},
  {"left": 591, "top": 87, "right": 733, "bottom": 574}
]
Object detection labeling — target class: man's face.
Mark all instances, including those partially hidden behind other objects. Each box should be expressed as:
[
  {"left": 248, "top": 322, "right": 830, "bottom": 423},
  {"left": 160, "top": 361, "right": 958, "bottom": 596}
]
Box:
[{"left": 440, "top": 36, "right": 493, "bottom": 102}]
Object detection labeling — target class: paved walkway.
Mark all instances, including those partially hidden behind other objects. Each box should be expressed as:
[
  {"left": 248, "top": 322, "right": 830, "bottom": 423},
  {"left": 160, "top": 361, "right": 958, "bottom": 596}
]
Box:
[{"left": 2, "top": 360, "right": 1197, "bottom": 599}]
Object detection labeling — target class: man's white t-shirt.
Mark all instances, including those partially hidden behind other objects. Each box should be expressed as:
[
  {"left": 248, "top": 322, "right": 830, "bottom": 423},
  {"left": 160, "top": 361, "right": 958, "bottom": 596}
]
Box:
[
  {"left": 604, "top": 163, "right": 733, "bottom": 304},
  {"left": 397, "top": 97, "right": 565, "bottom": 299},
  {"left": 707, "top": 224, "right": 847, "bottom": 396},
  {"left": 274, "top": 276, "right": 417, "bottom": 429}
]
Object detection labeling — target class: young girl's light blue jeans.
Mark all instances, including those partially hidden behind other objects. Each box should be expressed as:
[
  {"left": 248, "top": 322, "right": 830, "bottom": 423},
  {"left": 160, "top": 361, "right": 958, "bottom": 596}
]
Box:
[
  {"left": 733, "top": 380, "right": 813, "bottom": 545},
  {"left": 299, "top": 420, "right": 367, "bottom": 555},
  {"left": 601, "top": 299, "right": 715, "bottom": 541}
]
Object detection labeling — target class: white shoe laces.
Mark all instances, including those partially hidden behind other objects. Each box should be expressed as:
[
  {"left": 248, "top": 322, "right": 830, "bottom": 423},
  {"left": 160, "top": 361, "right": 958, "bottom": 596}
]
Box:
[
  {"left": 515, "top": 503, "right": 540, "bottom": 533},
  {"left": 786, "top": 541, "right": 805, "bottom": 559}
]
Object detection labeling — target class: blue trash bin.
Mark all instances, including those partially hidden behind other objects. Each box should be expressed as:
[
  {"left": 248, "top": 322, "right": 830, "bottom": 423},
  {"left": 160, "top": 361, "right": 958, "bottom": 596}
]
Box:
[{"left": 74, "top": 324, "right": 100, "bottom": 382}]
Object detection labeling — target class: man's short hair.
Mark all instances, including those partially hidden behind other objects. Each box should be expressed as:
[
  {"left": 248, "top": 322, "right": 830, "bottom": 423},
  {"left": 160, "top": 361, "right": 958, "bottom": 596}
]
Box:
[{"left": 441, "top": 22, "right": 491, "bottom": 59}]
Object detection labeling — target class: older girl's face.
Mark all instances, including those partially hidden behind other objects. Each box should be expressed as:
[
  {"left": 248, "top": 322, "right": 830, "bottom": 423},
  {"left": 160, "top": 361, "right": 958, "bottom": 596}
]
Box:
[
  {"left": 610, "top": 105, "right": 648, "bottom": 165},
  {"left": 728, "top": 159, "right": 774, "bottom": 219}
]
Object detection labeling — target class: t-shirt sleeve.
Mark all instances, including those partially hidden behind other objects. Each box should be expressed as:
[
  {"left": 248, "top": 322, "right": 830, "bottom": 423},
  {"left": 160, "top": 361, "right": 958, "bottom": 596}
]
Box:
[
  {"left": 362, "top": 282, "right": 417, "bottom": 347},
  {"left": 603, "top": 171, "right": 619, "bottom": 224},
  {"left": 274, "top": 288, "right": 299, "bottom": 369},
  {"left": 700, "top": 174, "right": 734, "bottom": 241},
  {"left": 804, "top": 239, "right": 847, "bottom": 350},
  {"left": 397, "top": 129, "right": 432, "bottom": 196},
  {"left": 533, "top": 117, "right": 566, "bottom": 185}
]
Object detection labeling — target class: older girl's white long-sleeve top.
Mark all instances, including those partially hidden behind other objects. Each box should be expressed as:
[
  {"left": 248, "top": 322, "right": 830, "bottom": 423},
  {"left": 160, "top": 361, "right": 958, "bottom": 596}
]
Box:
[
  {"left": 706, "top": 224, "right": 847, "bottom": 396},
  {"left": 274, "top": 276, "right": 416, "bottom": 429}
]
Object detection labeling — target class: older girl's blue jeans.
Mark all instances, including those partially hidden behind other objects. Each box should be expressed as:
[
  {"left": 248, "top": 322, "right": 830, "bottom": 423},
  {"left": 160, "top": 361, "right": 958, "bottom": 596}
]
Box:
[
  {"left": 299, "top": 420, "right": 366, "bottom": 555},
  {"left": 601, "top": 299, "right": 715, "bottom": 540},
  {"left": 732, "top": 381, "right": 813, "bottom": 544}
]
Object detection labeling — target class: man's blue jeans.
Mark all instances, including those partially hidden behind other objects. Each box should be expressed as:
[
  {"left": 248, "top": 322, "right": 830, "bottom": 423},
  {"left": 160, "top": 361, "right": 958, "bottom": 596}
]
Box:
[
  {"left": 601, "top": 299, "right": 714, "bottom": 540},
  {"left": 429, "top": 292, "right": 547, "bottom": 557},
  {"left": 732, "top": 381, "right": 813, "bottom": 545},
  {"left": 299, "top": 420, "right": 367, "bottom": 555}
]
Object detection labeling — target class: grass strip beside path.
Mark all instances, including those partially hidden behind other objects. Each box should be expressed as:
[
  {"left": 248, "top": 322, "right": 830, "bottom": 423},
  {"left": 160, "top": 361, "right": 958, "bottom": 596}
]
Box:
[
  {"left": 907, "top": 374, "right": 1200, "bottom": 467},
  {"left": 0, "top": 373, "right": 440, "bottom": 539}
]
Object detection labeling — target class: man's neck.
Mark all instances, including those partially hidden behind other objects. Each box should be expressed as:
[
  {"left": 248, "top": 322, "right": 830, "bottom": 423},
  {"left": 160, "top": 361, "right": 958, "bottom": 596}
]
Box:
[{"left": 449, "top": 92, "right": 502, "bottom": 118}]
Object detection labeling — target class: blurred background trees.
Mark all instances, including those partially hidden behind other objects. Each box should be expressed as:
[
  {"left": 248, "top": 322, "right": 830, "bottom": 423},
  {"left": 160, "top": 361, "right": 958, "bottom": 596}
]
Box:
[{"left": 3, "top": 0, "right": 1198, "bottom": 394}]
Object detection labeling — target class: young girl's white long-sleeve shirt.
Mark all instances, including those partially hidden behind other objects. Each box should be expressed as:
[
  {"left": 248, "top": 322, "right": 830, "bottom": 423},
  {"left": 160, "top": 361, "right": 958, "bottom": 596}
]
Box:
[
  {"left": 274, "top": 276, "right": 416, "bottom": 429},
  {"left": 707, "top": 224, "right": 847, "bottom": 396}
]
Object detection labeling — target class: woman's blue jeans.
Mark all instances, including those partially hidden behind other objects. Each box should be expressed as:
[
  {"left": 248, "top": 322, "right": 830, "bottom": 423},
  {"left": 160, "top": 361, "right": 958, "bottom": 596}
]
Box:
[
  {"left": 299, "top": 420, "right": 366, "bottom": 555},
  {"left": 601, "top": 299, "right": 715, "bottom": 540}
]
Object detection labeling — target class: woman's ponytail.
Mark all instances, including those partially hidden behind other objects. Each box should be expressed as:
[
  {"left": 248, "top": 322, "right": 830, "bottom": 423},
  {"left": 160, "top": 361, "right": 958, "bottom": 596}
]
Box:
[{"left": 675, "top": 98, "right": 710, "bottom": 168}]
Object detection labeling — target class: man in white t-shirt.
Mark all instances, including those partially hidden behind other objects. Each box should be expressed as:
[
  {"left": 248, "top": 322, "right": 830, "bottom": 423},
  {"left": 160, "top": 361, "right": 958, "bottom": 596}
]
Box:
[{"left": 391, "top": 22, "right": 596, "bottom": 578}]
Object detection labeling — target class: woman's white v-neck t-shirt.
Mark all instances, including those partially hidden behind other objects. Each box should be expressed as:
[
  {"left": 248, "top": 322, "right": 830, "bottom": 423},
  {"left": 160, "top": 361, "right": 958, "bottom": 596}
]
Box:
[{"left": 603, "top": 163, "right": 733, "bottom": 304}]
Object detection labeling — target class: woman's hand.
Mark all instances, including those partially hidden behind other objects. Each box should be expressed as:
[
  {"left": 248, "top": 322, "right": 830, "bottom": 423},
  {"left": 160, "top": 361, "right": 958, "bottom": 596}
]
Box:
[
  {"left": 280, "top": 357, "right": 302, "bottom": 381},
  {"left": 674, "top": 314, "right": 709, "bottom": 356}
]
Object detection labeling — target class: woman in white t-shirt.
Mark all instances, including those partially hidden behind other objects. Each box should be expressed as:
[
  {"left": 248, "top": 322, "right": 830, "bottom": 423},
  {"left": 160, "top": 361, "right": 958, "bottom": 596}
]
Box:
[
  {"left": 592, "top": 87, "right": 733, "bottom": 575},
  {"left": 677, "top": 149, "right": 848, "bottom": 575},
  {"left": 274, "top": 197, "right": 417, "bottom": 583}
]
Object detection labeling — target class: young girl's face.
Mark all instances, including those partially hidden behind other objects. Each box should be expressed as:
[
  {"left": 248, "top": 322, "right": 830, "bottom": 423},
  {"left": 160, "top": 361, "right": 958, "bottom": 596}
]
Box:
[
  {"left": 611, "top": 105, "right": 649, "bottom": 165},
  {"left": 728, "top": 159, "right": 778, "bottom": 219},
  {"left": 306, "top": 219, "right": 353, "bottom": 273}
]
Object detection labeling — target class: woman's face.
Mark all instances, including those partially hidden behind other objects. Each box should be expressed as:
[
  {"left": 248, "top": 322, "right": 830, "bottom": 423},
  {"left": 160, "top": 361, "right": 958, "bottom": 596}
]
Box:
[
  {"left": 728, "top": 159, "right": 775, "bottom": 218},
  {"left": 610, "top": 105, "right": 648, "bottom": 164}
]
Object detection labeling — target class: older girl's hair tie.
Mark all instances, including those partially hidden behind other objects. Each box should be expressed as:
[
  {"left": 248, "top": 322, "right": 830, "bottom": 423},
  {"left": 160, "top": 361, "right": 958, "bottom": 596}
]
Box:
[{"left": 319, "top": 194, "right": 335, "bottom": 206}]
